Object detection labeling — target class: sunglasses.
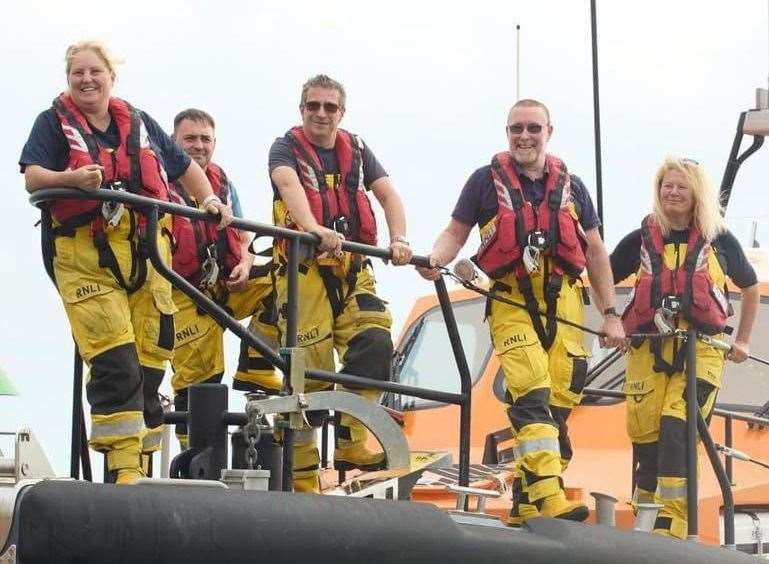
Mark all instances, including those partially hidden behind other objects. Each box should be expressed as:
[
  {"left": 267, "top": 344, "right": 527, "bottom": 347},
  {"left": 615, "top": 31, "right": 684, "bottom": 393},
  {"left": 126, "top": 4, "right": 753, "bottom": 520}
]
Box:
[
  {"left": 507, "top": 123, "right": 545, "bottom": 134},
  {"left": 304, "top": 101, "right": 341, "bottom": 114},
  {"left": 679, "top": 157, "right": 700, "bottom": 166}
]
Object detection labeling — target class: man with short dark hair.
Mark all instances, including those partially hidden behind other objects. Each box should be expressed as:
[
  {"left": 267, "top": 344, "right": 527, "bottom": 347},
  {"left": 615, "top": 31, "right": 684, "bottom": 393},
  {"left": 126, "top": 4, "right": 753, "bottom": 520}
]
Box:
[
  {"left": 419, "top": 99, "right": 625, "bottom": 526},
  {"left": 269, "top": 74, "right": 412, "bottom": 492},
  {"left": 169, "top": 108, "right": 279, "bottom": 447}
]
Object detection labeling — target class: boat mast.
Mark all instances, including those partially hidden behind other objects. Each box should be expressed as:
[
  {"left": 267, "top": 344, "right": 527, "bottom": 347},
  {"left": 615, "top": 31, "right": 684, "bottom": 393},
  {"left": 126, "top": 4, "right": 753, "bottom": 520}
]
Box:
[
  {"left": 516, "top": 24, "right": 521, "bottom": 100},
  {"left": 590, "top": 0, "right": 604, "bottom": 239}
]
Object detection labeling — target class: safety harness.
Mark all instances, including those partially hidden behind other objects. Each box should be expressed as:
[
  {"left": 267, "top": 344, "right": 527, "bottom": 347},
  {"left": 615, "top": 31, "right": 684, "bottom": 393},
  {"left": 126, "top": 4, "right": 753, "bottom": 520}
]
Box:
[
  {"left": 474, "top": 153, "right": 587, "bottom": 350},
  {"left": 275, "top": 127, "right": 379, "bottom": 318},
  {"left": 169, "top": 163, "right": 241, "bottom": 294},
  {"left": 621, "top": 215, "right": 731, "bottom": 374},
  {"left": 284, "top": 126, "right": 377, "bottom": 245},
  {"left": 42, "top": 94, "right": 171, "bottom": 293}
]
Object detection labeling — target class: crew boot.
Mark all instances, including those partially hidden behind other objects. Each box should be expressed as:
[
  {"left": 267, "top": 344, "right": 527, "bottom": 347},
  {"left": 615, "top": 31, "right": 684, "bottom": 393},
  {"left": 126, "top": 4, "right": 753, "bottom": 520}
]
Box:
[
  {"left": 539, "top": 491, "right": 589, "bottom": 522},
  {"left": 506, "top": 476, "right": 541, "bottom": 527},
  {"left": 292, "top": 428, "right": 321, "bottom": 494},
  {"left": 115, "top": 467, "right": 145, "bottom": 485},
  {"left": 293, "top": 469, "right": 321, "bottom": 493},
  {"left": 334, "top": 389, "right": 386, "bottom": 472},
  {"left": 107, "top": 447, "right": 144, "bottom": 486}
]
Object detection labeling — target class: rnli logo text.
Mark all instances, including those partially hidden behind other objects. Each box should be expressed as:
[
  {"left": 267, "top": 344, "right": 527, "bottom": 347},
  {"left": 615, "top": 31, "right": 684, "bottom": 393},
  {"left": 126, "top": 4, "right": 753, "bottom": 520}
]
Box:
[
  {"left": 176, "top": 325, "right": 200, "bottom": 343},
  {"left": 503, "top": 333, "right": 527, "bottom": 348},
  {"left": 76, "top": 284, "right": 101, "bottom": 299},
  {"left": 297, "top": 327, "right": 319, "bottom": 344}
]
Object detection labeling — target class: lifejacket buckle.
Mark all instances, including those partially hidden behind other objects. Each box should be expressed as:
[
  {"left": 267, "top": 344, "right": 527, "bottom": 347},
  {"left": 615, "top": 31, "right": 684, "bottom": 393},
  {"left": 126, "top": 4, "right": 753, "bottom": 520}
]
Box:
[
  {"left": 102, "top": 181, "right": 126, "bottom": 228},
  {"left": 333, "top": 215, "right": 350, "bottom": 238},
  {"left": 653, "top": 296, "right": 680, "bottom": 335},
  {"left": 527, "top": 230, "right": 548, "bottom": 251},
  {"left": 661, "top": 295, "right": 681, "bottom": 314},
  {"left": 522, "top": 245, "right": 540, "bottom": 274},
  {"left": 199, "top": 245, "right": 220, "bottom": 290}
]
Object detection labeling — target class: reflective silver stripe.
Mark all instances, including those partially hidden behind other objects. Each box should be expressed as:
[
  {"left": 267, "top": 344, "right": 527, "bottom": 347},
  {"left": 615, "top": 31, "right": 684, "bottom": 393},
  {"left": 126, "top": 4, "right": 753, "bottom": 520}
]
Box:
[
  {"left": 142, "top": 432, "right": 162, "bottom": 451},
  {"left": 91, "top": 419, "right": 144, "bottom": 440},
  {"left": 656, "top": 484, "right": 687, "bottom": 500},
  {"left": 632, "top": 488, "right": 655, "bottom": 504},
  {"left": 513, "top": 437, "right": 560, "bottom": 459},
  {"left": 293, "top": 429, "right": 317, "bottom": 444}
]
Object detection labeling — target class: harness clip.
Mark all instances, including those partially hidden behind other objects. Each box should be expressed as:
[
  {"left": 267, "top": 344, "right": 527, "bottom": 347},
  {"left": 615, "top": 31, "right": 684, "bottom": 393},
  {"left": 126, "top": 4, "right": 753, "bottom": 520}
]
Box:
[
  {"left": 199, "top": 244, "right": 220, "bottom": 290},
  {"left": 102, "top": 181, "right": 126, "bottom": 228}
]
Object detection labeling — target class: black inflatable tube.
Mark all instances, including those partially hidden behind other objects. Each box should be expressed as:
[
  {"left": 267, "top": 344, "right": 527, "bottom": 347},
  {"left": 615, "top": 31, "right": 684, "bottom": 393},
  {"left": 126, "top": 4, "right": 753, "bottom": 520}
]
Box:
[{"left": 4, "top": 481, "right": 755, "bottom": 564}]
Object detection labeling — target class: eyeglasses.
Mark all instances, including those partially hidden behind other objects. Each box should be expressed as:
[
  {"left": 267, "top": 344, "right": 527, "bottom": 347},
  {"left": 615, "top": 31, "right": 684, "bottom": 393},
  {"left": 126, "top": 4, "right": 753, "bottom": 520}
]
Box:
[
  {"left": 507, "top": 123, "right": 545, "bottom": 135},
  {"left": 304, "top": 101, "right": 341, "bottom": 114}
]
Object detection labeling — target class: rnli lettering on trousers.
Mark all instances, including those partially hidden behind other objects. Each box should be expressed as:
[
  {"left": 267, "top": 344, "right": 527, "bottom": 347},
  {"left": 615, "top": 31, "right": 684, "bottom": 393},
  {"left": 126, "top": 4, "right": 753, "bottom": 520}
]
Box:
[{"left": 171, "top": 274, "right": 277, "bottom": 393}]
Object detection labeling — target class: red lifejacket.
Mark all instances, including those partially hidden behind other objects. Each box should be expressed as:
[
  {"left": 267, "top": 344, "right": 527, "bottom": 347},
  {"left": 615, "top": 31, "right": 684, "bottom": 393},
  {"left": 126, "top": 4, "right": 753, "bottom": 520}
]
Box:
[
  {"left": 169, "top": 163, "right": 242, "bottom": 284},
  {"left": 621, "top": 214, "right": 730, "bottom": 336},
  {"left": 285, "top": 126, "right": 377, "bottom": 245},
  {"left": 474, "top": 152, "right": 587, "bottom": 280},
  {"left": 51, "top": 93, "right": 170, "bottom": 224}
]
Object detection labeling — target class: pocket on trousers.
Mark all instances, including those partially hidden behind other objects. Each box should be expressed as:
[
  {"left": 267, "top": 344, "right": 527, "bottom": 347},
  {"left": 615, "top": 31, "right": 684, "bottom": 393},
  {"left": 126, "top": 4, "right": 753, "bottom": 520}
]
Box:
[
  {"left": 563, "top": 339, "right": 589, "bottom": 395},
  {"left": 624, "top": 374, "right": 664, "bottom": 440},
  {"left": 353, "top": 293, "right": 392, "bottom": 330}
]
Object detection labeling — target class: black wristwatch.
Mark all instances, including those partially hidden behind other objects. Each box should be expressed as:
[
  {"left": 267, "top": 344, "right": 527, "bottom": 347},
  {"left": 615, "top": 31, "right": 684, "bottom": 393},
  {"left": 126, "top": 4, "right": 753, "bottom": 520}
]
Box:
[{"left": 603, "top": 307, "right": 619, "bottom": 318}]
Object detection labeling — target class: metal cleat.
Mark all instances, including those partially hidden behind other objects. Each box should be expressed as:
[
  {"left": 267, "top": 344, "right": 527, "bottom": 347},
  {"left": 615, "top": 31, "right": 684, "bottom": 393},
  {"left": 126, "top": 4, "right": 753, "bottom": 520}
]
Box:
[
  {"left": 634, "top": 502, "right": 663, "bottom": 532},
  {"left": 447, "top": 484, "right": 505, "bottom": 528},
  {"left": 590, "top": 491, "right": 618, "bottom": 526}
]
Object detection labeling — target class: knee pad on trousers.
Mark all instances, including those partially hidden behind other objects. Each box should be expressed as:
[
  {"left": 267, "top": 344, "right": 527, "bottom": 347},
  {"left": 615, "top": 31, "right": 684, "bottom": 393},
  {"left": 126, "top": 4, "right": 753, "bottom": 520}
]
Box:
[
  {"left": 658, "top": 416, "right": 687, "bottom": 478},
  {"left": 87, "top": 343, "right": 143, "bottom": 416},
  {"left": 506, "top": 388, "right": 556, "bottom": 432},
  {"left": 633, "top": 441, "right": 659, "bottom": 493},
  {"left": 341, "top": 328, "right": 393, "bottom": 383}
]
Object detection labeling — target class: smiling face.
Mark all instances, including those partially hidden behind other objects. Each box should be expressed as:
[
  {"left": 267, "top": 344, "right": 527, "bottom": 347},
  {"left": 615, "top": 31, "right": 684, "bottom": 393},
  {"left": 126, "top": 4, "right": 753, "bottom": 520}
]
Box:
[
  {"left": 174, "top": 118, "right": 216, "bottom": 170},
  {"left": 506, "top": 105, "right": 552, "bottom": 171},
  {"left": 66, "top": 48, "right": 114, "bottom": 114},
  {"left": 658, "top": 169, "right": 695, "bottom": 224},
  {"left": 300, "top": 86, "right": 344, "bottom": 148}
]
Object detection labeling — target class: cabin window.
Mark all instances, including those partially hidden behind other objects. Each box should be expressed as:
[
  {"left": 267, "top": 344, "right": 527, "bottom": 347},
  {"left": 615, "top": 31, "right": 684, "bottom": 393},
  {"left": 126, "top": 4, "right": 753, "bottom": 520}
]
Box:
[{"left": 387, "top": 297, "right": 492, "bottom": 411}]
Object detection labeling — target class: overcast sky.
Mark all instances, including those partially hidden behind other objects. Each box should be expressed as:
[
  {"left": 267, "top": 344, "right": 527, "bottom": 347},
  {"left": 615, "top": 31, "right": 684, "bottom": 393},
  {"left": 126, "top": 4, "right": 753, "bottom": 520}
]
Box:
[{"left": 1, "top": 0, "right": 768, "bottom": 474}]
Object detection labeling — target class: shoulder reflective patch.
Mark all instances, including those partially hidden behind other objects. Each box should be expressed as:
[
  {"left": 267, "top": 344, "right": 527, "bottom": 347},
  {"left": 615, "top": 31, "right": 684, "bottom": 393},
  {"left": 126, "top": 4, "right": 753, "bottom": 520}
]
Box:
[
  {"left": 139, "top": 121, "right": 150, "bottom": 149},
  {"left": 62, "top": 125, "right": 89, "bottom": 153}
]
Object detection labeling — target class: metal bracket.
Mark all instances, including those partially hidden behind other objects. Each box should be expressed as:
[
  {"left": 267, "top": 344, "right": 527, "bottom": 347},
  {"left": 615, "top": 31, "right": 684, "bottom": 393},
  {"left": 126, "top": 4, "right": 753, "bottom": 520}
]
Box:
[
  {"left": 245, "top": 391, "right": 410, "bottom": 471},
  {"left": 743, "top": 108, "right": 769, "bottom": 136},
  {"left": 281, "top": 347, "right": 308, "bottom": 430},
  {"left": 0, "top": 429, "right": 55, "bottom": 483}
]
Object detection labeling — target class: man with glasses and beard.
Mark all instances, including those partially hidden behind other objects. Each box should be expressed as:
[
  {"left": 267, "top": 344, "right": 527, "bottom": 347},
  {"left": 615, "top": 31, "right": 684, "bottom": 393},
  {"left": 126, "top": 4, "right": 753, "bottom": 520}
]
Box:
[
  {"left": 268, "top": 74, "right": 412, "bottom": 493},
  {"left": 418, "top": 99, "right": 624, "bottom": 526}
]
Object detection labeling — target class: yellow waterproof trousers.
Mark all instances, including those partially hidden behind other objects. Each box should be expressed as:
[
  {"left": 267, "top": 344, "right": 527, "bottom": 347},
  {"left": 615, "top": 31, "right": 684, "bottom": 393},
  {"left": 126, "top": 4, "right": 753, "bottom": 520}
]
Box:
[
  {"left": 625, "top": 336, "right": 723, "bottom": 539},
  {"left": 489, "top": 269, "right": 588, "bottom": 507},
  {"left": 274, "top": 256, "right": 393, "bottom": 485},
  {"left": 171, "top": 272, "right": 279, "bottom": 446},
  {"left": 53, "top": 212, "right": 176, "bottom": 472}
]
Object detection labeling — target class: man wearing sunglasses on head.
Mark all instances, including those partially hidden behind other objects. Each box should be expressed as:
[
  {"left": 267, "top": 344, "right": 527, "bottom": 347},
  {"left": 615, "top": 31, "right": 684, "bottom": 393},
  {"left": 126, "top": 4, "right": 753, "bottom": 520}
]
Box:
[
  {"left": 418, "top": 99, "right": 624, "bottom": 526},
  {"left": 269, "top": 74, "right": 411, "bottom": 493}
]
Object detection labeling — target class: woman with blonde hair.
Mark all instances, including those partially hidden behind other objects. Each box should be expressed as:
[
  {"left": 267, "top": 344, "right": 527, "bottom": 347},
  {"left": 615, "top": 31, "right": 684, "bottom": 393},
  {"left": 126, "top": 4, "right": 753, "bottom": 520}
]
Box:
[
  {"left": 19, "top": 40, "right": 232, "bottom": 483},
  {"left": 610, "top": 157, "right": 759, "bottom": 539}
]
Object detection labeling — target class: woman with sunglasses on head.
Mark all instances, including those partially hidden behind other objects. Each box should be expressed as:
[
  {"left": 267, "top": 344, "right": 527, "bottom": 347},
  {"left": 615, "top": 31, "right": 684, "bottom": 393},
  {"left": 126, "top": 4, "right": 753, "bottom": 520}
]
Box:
[
  {"left": 611, "top": 157, "right": 759, "bottom": 539},
  {"left": 19, "top": 40, "right": 232, "bottom": 484},
  {"left": 418, "top": 98, "right": 624, "bottom": 527}
]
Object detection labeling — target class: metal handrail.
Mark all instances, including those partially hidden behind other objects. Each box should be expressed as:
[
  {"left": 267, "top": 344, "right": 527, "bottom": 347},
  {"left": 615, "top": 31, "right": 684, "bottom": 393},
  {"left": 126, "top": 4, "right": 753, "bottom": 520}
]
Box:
[{"left": 29, "top": 188, "right": 473, "bottom": 487}]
